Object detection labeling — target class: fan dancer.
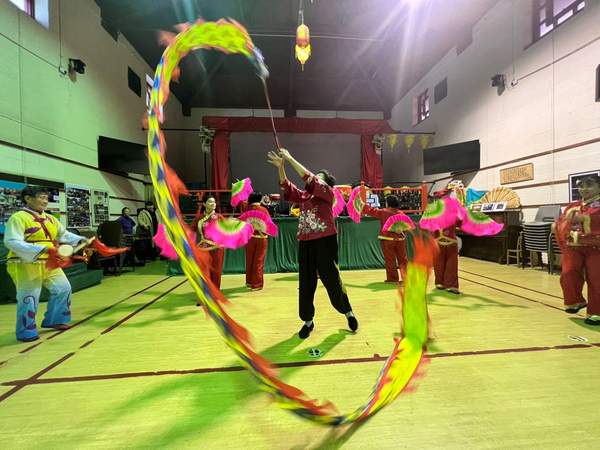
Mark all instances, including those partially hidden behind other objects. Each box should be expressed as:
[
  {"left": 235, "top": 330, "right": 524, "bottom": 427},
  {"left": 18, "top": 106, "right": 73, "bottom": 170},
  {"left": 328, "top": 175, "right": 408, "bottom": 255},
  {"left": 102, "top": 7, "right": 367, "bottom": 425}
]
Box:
[
  {"left": 192, "top": 195, "right": 225, "bottom": 290},
  {"left": 363, "top": 195, "right": 408, "bottom": 284},
  {"left": 432, "top": 189, "right": 461, "bottom": 295},
  {"left": 556, "top": 175, "right": 600, "bottom": 325},
  {"left": 3, "top": 186, "right": 88, "bottom": 342},
  {"left": 242, "top": 192, "right": 270, "bottom": 290},
  {"left": 267, "top": 148, "right": 358, "bottom": 339}
]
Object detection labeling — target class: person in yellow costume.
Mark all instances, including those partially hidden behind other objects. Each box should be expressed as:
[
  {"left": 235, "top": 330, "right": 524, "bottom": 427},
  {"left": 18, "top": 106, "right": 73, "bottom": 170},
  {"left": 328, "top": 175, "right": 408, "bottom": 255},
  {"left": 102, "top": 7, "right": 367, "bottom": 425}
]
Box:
[{"left": 4, "top": 186, "right": 86, "bottom": 342}]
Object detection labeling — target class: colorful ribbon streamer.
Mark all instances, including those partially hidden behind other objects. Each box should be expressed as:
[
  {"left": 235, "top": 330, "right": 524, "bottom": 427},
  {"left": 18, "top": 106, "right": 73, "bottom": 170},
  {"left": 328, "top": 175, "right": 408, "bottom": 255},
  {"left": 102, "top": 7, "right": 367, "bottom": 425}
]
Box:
[{"left": 147, "top": 19, "right": 433, "bottom": 425}]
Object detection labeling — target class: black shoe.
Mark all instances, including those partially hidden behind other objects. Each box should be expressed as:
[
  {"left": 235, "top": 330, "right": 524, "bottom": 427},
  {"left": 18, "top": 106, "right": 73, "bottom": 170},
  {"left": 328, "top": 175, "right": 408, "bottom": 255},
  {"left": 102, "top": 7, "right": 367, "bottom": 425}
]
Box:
[
  {"left": 347, "top": 315, "right": 358, "bottom": 332},
  {"left": 298, "top": 323, "right": 314, "bottom": 339},
  {"left": 18, "top": 335, "right": 40, "bottom": 343},
  {"left": 565, "top": 302, "right": 587, "bottom": 314},
  {"left": 584, "top": 317, "right": 600, "bottom": 326}
]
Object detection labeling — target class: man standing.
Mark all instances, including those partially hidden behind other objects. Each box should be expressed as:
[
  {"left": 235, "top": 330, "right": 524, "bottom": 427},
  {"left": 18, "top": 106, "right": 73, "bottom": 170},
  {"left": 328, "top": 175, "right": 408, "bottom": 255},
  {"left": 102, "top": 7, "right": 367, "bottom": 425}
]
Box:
[{"left": 4, "top": 186, "right": 86, "bottom": 342}]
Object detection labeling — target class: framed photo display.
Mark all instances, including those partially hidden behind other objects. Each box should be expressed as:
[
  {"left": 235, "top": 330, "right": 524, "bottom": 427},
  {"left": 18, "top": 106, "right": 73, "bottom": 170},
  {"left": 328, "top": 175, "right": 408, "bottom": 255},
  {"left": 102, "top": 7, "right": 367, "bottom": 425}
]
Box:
[
  {"left": 569, "top": 170, "right": 600, "bottom": 202},
  {"left": 65, "top": 184, "right": 92, "bottom": 228},
  {"left": 92, "top": 190, "right": 109, "bottom": 226},
  {"left": 0, "top": 179, "right": 26, "bottom": 234}
]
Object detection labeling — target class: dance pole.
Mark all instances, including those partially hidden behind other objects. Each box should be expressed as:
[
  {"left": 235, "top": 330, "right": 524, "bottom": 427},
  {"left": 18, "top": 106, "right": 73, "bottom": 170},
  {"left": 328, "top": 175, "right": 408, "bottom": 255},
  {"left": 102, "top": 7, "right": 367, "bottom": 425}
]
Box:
[{"left": 261, "top": 78, "right": 282, "bottom": 150}]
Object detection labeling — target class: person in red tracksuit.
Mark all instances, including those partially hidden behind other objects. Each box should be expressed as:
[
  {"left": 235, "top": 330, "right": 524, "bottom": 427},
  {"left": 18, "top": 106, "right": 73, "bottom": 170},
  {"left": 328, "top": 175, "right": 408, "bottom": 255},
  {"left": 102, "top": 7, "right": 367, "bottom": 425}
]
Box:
[
  {"left": 192, "top": 195, "right": 225, "bottom": 289},
  {"left": 556, "top": 175, "right": 600, "bottom": 325},
  {"left": 243, "top": 192, "right": 270, "bottom": 290},
  {"left": 432, "top": 190, "right": 461, "bottom": 295},
  {"left": 363, "top": 195, "right": 408, "bottom": 284}
]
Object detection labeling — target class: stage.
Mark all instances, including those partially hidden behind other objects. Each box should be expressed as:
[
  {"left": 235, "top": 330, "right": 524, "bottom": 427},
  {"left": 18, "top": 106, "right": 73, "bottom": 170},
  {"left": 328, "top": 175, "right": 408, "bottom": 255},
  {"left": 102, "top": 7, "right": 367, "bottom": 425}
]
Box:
[{"left": 0, "top": 258, "right": 598, "bottom": 449}]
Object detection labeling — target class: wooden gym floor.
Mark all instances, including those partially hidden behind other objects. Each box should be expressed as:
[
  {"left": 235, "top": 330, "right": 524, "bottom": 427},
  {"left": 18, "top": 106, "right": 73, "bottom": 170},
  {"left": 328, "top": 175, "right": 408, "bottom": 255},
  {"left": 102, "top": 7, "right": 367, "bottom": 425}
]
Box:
[{"left": 0, "top": 258, "right": 598, "bottom": 449}]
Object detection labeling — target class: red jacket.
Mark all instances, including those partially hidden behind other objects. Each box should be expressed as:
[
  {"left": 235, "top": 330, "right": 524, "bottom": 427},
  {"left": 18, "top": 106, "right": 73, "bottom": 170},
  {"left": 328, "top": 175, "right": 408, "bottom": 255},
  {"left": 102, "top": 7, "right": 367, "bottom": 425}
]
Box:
[{"left": 281, "top": 172, "right": 336, "bottom": 241}]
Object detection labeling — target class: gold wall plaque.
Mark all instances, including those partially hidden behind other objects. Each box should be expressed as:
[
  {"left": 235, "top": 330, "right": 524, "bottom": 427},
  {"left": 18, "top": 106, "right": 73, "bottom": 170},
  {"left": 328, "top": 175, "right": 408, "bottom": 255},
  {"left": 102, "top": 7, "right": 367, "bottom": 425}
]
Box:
[{"left": 500, "top": 163, "right": 534, "bottom": 184}]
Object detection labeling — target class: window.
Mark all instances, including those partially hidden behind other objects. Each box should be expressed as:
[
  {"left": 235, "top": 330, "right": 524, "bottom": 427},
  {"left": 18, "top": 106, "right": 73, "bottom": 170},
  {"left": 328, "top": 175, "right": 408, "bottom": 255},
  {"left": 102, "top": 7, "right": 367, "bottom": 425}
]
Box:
[
  {"left": 145, "top": 74, "right": 154, "bottom": 111},
  {"left": 533, "top": 0, "right": 585, "bottom": 41},
  {"left": 416, "top": 89, "right": 430, "bottom": 124},
  {"left": 8, "top": 0, "right": 34, "bottom": 17},
  {"left": 434, "top": 78, "right": 447, "bottom": 104}
]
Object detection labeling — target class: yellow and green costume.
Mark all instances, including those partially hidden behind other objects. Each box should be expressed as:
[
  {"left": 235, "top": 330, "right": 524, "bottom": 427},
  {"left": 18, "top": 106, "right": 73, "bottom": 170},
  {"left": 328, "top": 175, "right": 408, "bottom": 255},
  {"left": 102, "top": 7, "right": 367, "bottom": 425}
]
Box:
[{"left": 3, "top": 208, "right": 84, "bottom": 341}]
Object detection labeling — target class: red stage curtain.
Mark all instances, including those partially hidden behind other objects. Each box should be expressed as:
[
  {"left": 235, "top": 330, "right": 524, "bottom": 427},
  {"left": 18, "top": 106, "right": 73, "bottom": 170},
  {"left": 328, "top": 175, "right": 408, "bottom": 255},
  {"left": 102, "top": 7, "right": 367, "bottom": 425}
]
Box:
[
  {"left": 210, "top": 131, "right": 230, "bottom": 190},
  {"left": 205, "top": 116, "right": 394, "bottom": 189},
  {"left": 360, "top": 135, "right": 383, "bottom": 188}
]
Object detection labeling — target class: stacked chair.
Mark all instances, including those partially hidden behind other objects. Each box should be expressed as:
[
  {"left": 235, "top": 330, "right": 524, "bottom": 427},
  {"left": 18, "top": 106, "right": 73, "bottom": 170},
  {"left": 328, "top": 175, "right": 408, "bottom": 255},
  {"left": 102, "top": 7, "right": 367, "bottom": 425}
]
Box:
[{"left": 522, "top": 205, "right": 562, "bottom": 269}]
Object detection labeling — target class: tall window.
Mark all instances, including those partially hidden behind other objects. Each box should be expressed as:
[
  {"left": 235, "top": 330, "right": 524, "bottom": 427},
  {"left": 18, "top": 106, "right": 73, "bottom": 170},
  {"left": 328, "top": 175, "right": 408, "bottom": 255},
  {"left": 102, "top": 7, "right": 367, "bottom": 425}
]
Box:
[
  {"left": 416, "top": 89, "right": 430, "bottom": 124},
  {"left": 533, "top": 0, "right": 585, "bottom": 40},
  {"left": 146, "top": 75, "right": 154, "bottom": 112},
  {"left": 8, "top": 0, "right": 35, "bottom": 18}
]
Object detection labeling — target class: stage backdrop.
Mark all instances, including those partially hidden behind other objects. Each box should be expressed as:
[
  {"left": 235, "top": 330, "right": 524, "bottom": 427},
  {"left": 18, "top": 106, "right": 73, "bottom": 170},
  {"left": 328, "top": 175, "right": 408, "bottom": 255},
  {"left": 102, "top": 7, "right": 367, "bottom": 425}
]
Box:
[{"left": 230, "top": 132, "right": 361, "bottom": 194}]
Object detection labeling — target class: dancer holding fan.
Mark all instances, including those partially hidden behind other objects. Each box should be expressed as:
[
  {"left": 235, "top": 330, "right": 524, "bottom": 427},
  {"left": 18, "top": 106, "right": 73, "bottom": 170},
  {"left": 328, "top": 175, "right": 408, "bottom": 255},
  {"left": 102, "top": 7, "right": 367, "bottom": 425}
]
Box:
[
  {"left": 241, "top": 191, "right": 273, "bottom": 290},
  {"left": 363, "top": 195, "right": 411, "bottom": 285},
  {"left": 420, "top": 187, "right": 504, "bottom": 295},
  {"left": 420, "top": 189, "right": 462, "bottom": 294},
  {"left": 268, "top": 148, "right": 358, "bottom": 339},
  {"left": 192, "top": 195, "right": 225, "bottom": 289}
]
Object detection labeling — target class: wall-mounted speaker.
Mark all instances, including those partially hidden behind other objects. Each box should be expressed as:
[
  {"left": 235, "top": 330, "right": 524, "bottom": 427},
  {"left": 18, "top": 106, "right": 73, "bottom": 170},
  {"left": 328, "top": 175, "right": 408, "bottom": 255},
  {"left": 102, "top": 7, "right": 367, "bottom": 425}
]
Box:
[{"left": 128, "top": 67, "right": 141, "bottom": 97}]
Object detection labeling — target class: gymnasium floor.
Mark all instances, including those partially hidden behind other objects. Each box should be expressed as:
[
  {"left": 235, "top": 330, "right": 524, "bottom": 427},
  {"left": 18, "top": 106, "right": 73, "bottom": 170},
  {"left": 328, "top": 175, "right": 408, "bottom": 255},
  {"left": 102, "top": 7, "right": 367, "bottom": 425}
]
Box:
[{"left": 0, "top": 258, "right": 598, "bottom": 449}]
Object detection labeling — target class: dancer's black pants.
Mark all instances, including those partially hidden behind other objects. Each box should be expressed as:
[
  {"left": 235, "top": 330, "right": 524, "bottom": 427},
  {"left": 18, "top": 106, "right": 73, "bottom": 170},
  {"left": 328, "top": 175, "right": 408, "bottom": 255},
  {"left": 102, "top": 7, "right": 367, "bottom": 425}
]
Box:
[{"left": 298, "top": 234, "right": 352, "bottom": 321}]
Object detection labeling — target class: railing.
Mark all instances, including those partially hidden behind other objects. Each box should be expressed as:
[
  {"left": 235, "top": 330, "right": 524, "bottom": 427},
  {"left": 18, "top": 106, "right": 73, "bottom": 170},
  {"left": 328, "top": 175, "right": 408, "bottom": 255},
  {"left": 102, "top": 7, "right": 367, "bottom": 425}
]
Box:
[{"left": 180, "top": 183, "right": 428, "bottom": 221}]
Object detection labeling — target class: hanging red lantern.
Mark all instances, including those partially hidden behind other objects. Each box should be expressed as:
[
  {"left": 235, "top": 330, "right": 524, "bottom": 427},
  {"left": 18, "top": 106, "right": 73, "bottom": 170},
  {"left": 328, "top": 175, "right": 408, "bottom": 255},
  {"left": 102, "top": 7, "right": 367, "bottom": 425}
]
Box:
[{"left": 295, "top": 23, "right": 311, "bottom": 70}]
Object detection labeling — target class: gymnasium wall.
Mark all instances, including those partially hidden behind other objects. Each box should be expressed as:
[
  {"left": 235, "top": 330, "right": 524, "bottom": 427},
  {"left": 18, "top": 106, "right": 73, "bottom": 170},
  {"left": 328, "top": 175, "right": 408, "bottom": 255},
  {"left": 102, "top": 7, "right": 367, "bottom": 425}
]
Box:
[
  {"left": 0, "top": 0, "right": 187, "bottom": 223},
  {"left": 390, "top": 0, "right": 600, "bottom": 220}
]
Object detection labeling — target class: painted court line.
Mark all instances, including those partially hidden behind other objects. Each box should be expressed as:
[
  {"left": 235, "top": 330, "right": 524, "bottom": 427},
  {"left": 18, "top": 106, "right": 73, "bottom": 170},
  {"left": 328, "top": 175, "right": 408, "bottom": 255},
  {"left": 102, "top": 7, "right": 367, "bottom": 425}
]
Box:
[
  {"left": 459, "top": 268, "right": 564, "bottom": 300},
  {"left": 16, "top": 276, "right": 172, "bottom": 354},
  {"left": 19, "top": 342, "right": 43, "bottom": 354},
  {"left": 48, "top": 276, "right": 173, "bottom": 339},
  {"left": 458, "top": 275, "right": 566, "bottom": 312},
  {"left": 100, "top": 279, "right": 187, "bottom": 335},
  {"left": 0, "top": 278, "right": 185, "bottom": 403},
  {"left": 0, "top": 353, "right": 75, "bottom": 403},
  {"left": 3, "top": 342, "right": 599, "bottom": 387},
  {"left": 79, "top": 339, "right": 96, "bottom": 349}
]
